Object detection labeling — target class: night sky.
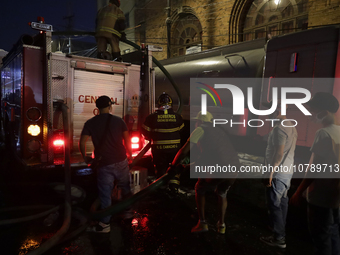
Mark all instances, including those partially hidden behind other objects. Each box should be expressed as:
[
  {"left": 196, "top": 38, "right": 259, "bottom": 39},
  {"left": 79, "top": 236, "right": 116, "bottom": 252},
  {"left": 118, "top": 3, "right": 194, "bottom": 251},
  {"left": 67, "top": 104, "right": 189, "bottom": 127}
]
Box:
[{"left": 0, "top": 0, "right": 97, "bottom": 52}]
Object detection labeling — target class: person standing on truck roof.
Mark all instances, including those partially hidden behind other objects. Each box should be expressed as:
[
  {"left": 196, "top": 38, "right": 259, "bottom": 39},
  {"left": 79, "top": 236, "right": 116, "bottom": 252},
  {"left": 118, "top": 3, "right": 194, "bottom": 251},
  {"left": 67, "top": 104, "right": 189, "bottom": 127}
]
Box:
[
  {"left": 95, "top": 0, "right": 126, "bottom": 61},
  {"left": 79, "top": 95, "right": 133, "bottom": 233},
  {"left": 141, "top": 93, "right": 184, "bottom": 182},
  {"left": 169, "top": 111, "right": 240, "bottom": 234},
  {"left": 291, "top": 92, "right": 340, "bottom": 255},
  {"left": 260, "top": 101, "right": 298, "bottom": 249}
]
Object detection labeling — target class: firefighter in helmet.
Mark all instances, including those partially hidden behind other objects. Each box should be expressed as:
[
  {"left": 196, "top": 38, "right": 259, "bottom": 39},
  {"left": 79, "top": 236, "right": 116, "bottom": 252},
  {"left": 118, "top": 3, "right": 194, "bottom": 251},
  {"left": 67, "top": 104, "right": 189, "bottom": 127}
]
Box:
[
  {"left": 95, "top": 0, "right": 126, "bottom": 60},
  {"left": 142, "top": 93, "right": 185, "bottom": 183}
]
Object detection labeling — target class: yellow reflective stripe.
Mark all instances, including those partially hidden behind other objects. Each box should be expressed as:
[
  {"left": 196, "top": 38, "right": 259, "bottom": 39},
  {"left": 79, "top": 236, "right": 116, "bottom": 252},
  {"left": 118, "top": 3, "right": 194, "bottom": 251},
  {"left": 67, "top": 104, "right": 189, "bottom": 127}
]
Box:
[
  {"left": 142, "top": 124, "right": 151, "bottom": 132},
  {"left": 148, "top": 123, "right": 184, "bottom": 133},
  {"left": 153, "top": 139, "right": 181, "bottom": 145},
  {"left": 96, "top": 27, "right": 122, "bottom": 37},
  {"left": 169, "top": 180, "right": 180, "bottom": 185}
]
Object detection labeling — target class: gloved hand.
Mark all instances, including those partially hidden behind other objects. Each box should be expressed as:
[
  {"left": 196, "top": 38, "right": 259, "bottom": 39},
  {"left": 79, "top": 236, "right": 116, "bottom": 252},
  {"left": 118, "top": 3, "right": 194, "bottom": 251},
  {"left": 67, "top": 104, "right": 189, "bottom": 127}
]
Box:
[{"left": 120, "top": 32, "right": 127, "bottom": 41}]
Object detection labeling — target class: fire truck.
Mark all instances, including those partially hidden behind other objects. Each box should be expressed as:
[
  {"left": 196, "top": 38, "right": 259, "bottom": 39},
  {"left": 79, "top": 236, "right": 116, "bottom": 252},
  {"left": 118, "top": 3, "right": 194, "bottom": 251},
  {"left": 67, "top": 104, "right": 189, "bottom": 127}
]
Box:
[{"left": 0, "top": 25, "right": 156, "bottom": 169}]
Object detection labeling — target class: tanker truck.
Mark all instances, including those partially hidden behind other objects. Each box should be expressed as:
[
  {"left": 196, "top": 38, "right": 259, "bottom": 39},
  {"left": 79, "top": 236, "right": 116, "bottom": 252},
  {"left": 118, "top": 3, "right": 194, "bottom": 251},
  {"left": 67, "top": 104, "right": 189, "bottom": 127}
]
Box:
[{"left": 148, "top": 25, "right": 340, "bottom": 159}]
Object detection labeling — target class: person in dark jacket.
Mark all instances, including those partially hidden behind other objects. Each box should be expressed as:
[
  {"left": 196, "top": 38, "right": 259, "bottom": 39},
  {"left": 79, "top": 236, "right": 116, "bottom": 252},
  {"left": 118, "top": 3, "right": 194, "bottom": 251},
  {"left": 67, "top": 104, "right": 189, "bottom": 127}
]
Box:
[
  {"left": 95, "top": 0, "right": 126, "bottom": 60},
  {"left": 142, "top": 93, "right": 184, "bottom": 179}
]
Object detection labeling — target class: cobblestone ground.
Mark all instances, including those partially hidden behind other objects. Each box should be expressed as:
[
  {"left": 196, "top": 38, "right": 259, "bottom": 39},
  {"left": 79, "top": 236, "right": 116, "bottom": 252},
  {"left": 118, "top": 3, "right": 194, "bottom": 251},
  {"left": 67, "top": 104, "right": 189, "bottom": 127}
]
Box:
[{"left": 0, "top": 147, "right": 314, "bottom": 255}]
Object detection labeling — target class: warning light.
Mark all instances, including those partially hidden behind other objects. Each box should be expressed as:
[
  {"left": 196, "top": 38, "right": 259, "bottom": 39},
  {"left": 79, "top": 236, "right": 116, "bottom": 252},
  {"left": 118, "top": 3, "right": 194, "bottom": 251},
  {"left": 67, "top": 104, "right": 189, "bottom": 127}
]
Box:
[
  {"left": 132, "top": 144, "right": 139, "bottom": 149},
  {"left": 52, "top": 131, "right": 65, "bottom": 155},
  {"left": 131, "top": 136, "right": 140, "bottom": 150},
  {"left": 26, "top": 107, "right": 42, "bottom": 121},
  {"left": 53, "top": 139, "right": 64, "bottom": 147},
  {"left": 37, "top": 17, "right": 45, "bottom": 23},
  {"left": 131, "top": 137, "right": 140, "bottom": 143},
  {"left": 27, "top": 125, "right": 41, "bottom": 136}
]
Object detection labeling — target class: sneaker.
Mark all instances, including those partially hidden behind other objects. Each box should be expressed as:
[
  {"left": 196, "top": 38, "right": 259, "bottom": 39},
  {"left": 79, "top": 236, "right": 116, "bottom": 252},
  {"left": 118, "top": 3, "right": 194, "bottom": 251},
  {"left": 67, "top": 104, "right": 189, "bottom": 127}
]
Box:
[
  {"left": 191, "top": 220, "right": 208, "bottom": 233},
  {"left": 216, "top": 221, "right": 226, "bottom": 234},
  {"left": 260, "top": 235, "right": 286, "bottom": 248},
  {"left": 87, "top": 222, "right": 110, "bottom": 233}
]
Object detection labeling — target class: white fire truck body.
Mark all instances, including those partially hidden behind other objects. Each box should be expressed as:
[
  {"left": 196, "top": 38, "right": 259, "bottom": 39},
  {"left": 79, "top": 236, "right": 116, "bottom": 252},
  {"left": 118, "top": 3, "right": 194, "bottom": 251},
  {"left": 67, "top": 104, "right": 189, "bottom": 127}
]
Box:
[{"left": 1, "top": 32, "right": 153, "bottom": 168}]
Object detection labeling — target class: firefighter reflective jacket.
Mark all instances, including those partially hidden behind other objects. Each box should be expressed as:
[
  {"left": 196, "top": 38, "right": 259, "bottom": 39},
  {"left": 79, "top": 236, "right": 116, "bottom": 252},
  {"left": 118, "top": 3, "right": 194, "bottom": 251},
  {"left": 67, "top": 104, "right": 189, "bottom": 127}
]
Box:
[
  {"left": 95, "top": 3, "right": 125, "bottom": 38},
  {"left": 142, "top": 109, "right": 184, "bottom": 154}
]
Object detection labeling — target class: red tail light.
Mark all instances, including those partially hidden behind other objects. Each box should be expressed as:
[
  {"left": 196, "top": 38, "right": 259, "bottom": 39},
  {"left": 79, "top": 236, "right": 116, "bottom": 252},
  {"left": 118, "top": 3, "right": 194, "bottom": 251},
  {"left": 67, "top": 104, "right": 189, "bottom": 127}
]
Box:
[
  {"left": 131, "top": 137, "right": 139, "bottom": 143},
  {"left": 53, "top": 131, "right": 64, "bottom": 154},
  {"left": 131, "top": 136, "right": 140, "bottom": 150},
  {"left": 53, "top": 139, "right": 64, "bottom": 147},
  {"left": 132, "top": 144, "right": 139, "bottom": 149}
]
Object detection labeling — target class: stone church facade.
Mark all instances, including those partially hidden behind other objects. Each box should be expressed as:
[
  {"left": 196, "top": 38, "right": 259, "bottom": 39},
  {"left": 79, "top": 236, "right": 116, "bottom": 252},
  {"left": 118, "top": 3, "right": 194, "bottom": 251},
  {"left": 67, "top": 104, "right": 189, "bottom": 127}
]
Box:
[{"left": 131, "top": 0, "right": 340, "bottom": 60}]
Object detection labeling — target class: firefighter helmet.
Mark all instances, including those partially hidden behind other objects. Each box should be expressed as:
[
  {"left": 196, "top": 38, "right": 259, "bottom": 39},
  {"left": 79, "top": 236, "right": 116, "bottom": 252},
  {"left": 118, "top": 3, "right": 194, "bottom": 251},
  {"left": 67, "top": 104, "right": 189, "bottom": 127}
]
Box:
[{"left": 157, "top": 93, "right": 172, "bottom": 107}]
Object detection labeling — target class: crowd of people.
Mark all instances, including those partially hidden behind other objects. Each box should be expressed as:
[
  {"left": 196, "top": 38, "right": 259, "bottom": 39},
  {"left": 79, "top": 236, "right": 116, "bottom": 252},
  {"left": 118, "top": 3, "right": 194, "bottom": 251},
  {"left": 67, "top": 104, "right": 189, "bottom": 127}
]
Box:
[{"left": 79, "top": 92, "right": 340, "bottom": 255}]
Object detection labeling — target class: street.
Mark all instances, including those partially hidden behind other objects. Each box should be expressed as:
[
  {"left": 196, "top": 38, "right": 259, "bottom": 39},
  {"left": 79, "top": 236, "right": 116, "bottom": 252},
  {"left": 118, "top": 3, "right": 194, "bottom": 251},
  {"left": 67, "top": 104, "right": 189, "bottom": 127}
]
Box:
[{"left": 0, "top": 142, "right": 314, "bottom": 255}]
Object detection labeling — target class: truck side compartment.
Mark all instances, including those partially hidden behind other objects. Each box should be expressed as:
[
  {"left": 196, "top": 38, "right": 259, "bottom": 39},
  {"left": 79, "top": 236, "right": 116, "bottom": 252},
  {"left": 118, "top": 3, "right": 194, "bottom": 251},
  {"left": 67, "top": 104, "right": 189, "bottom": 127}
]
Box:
[{"left": 1, "top": 45, "right": 142, "bottom": 168}]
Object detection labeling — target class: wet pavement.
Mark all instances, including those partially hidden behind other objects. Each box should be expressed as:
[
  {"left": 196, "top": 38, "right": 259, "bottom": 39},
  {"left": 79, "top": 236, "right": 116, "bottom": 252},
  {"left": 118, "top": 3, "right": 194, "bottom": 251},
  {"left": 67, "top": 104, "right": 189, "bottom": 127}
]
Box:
[{"left": 0, "top": 143, "right": 315, "bottom": 255}]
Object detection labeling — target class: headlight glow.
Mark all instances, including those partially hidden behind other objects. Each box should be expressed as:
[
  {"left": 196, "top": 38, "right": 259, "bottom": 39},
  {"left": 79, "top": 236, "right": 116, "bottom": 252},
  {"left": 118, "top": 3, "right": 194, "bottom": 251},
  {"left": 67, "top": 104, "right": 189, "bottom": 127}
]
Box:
[{"left": 27, "top": 125, "right": 41, "bottom": 136}]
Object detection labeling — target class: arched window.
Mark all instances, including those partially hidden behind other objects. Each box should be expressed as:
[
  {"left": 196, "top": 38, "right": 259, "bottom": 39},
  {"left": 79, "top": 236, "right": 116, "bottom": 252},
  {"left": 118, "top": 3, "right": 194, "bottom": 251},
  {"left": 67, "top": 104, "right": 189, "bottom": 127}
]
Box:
[
  {"left": 242, "top": 0, "right": 308, "bottom": 41},
  {"left": 171, "top": 14, "right": 202, "bottom": 57}
]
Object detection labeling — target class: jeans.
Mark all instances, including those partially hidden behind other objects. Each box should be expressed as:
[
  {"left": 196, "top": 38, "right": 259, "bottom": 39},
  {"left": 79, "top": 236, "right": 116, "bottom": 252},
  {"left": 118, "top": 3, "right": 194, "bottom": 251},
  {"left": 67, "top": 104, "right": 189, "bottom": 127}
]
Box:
[
  {"left": 308, "top": 203, "right": 340, "bottom": 255},
  {"left": 97, "top": 159, "right": 131, "bottom": 223},
  {"left": 266, "top": 175, "right": 292, "bottom": 240}
]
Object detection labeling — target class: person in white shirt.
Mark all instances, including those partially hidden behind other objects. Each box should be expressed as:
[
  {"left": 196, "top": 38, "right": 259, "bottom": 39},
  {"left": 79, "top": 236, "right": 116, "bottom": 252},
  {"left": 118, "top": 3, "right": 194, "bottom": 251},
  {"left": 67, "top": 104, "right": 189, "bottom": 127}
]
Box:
[
  {"left": 260, "top": 101, "right": 298, "bottom": 249},
  {"left": 291, "top": 92, "right": 340, "bottom": 255}
]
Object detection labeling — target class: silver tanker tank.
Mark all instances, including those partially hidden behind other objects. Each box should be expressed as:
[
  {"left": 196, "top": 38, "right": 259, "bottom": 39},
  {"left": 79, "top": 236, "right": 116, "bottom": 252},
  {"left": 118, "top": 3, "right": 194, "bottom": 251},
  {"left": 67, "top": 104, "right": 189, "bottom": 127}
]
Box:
[{"left": 155, "top": 39, "right": 266, "bottom": 138}]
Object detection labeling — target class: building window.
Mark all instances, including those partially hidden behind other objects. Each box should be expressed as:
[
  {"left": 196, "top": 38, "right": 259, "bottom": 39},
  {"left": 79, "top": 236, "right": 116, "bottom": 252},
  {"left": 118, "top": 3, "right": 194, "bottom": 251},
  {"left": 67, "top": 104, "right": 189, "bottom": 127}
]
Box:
[
  {"left": 171, "top": 14, "right": 202, "bottom": 57},
  {"left": 298, "top": 0, "right": 308, "bottom": 13},
  {"left": 282, "top": 20, "right": 294, "bottom": 34},
  {"left": 243, "top": 0, "right": 309, "bottom": 41}
]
